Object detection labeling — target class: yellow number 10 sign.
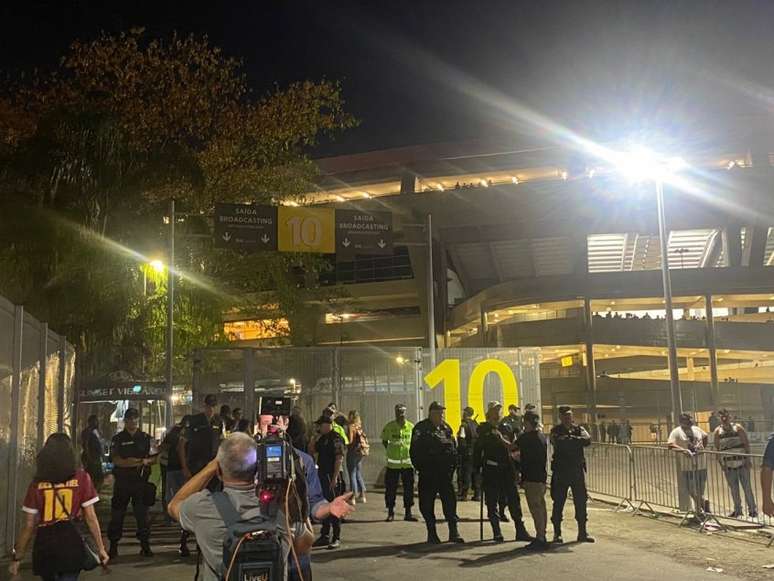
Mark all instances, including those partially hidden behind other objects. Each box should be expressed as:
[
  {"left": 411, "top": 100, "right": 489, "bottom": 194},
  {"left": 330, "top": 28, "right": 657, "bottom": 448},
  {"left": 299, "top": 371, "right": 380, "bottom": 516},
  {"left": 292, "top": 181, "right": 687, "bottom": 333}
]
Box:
[{"left": 424, "top": 358, "right": 519, "bottom": 429}]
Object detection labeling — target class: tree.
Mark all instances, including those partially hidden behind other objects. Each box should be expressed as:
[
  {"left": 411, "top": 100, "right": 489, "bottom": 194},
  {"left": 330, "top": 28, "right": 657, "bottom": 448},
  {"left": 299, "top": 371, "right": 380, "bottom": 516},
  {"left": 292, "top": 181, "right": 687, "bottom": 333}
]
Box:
[{"left": 0, "top": 30, "right": 354, "bottom": 381}]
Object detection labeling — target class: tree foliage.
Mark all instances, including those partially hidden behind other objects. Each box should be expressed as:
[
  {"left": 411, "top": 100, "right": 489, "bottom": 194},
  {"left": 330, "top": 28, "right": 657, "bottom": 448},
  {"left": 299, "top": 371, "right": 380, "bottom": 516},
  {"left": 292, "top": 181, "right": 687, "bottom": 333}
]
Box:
[{"left": 0, "top": 29, "right": 355, "bottom": 380}]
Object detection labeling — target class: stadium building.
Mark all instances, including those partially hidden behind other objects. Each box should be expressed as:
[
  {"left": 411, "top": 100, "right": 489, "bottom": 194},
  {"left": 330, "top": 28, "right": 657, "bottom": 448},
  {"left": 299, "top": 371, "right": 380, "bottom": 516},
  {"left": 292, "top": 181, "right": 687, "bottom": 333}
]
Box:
[{"left": 224, "top": 134, "right": 774, "bottom": 438}]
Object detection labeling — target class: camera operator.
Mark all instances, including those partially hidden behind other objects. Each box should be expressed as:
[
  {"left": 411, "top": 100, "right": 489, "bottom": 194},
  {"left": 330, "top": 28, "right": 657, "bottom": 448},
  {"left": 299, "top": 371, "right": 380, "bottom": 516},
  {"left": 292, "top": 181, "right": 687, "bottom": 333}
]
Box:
[
  {"left": 168, "top": 432, "right": 312, "bottom": 581},
  {"left": 256, "top": 411, "right": 354, "bottom": 581}
]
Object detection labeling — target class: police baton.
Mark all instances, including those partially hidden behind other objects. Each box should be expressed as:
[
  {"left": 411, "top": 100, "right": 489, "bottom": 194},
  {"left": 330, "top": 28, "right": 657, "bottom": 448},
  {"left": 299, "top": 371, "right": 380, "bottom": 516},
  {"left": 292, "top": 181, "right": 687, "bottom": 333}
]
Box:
[{"left": 479, "top": 475, "right": 484, "bottom": 542}]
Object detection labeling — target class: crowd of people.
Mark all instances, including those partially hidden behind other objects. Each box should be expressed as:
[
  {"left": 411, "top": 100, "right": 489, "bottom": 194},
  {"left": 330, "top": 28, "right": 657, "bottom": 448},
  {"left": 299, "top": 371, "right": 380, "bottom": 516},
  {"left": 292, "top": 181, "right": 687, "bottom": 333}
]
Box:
[
  {"left": 20, "top": 392, "right": 774, "bottom": 581},
  {"left": 9, "top": 396, "right": 599, "bottom": 581}
]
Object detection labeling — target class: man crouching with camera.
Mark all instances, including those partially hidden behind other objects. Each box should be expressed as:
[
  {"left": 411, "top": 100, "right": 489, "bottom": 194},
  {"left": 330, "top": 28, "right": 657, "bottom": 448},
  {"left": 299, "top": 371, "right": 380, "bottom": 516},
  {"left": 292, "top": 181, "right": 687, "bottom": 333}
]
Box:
[{"left": 169, "top": 432, "right": 312, "bottom": 581}]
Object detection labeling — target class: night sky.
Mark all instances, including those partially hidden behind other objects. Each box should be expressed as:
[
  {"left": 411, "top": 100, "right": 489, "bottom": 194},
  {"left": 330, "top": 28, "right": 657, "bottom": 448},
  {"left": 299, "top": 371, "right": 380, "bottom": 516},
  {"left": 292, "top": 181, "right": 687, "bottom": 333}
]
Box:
[{"left": 3, "top": 0, "right": 774, "bottom": 157}]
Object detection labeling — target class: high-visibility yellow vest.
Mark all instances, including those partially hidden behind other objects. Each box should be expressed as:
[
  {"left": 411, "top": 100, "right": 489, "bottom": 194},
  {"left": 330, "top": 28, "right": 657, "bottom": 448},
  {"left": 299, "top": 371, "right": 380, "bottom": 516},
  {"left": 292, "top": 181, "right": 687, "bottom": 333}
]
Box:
[{"left": 381, "top": 420, "right": 414, "bottom": 469}]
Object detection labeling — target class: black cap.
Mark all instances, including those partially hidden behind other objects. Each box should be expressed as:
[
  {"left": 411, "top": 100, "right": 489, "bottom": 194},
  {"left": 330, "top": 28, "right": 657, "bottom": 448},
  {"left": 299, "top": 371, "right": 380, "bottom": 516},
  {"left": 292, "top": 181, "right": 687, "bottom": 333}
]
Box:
[
  {"left": 204, "top": 394, "right": 218, "bottom": 406},
  {"left": 124, "top": 407, "right": 139, "bottom": 420},
  {"left": 428, "top": 401, "right": 445, "bottom": 412},
  {"left": 558, "top": 405, "right": 572, "bottom": 415},
  {"left": 395, "top": 403, "right": 407, "bottom": 412},
  {"left": 463, "top": 406, "right": 475, "bottom": 416},
  {"left": 317, "top": 415, "right": 333, "bottom": 425}
]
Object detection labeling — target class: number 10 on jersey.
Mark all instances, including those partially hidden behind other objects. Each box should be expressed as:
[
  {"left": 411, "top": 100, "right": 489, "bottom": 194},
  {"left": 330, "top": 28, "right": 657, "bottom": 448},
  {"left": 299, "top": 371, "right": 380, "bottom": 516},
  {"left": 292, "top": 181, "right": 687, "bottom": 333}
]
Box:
[{"left": 424, "top": 358, "right": 520, "bottom": 429}]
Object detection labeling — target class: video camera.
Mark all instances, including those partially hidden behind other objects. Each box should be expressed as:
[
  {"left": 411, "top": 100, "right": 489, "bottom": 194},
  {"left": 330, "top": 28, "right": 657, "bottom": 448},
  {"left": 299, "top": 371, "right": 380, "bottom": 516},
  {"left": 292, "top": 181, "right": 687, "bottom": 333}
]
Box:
[{"left": 255, "top": 397, "right": 295, "bottom": 518}]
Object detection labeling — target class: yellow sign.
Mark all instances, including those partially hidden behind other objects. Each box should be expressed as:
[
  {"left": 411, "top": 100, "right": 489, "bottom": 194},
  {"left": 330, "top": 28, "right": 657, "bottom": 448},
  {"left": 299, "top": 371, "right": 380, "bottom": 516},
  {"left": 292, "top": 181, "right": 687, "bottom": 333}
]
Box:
[
  {"left": 561, "top": 355, "right": 574, "bottom": 368},
  {"left": 424, "top": 358, "right": 520, "bottom": 429},
  {"left": 277, "top": 207, "right": 335, "bottom": 253}
]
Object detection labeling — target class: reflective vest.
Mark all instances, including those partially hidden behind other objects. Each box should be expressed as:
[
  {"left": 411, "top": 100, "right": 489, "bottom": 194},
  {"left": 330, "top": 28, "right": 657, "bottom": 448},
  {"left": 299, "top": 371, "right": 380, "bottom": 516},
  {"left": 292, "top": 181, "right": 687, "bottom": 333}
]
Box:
[
  {"left": 332, "top": 422, "right": 349, "bottom": 446},
  {"left": 381, "top": 420, "right": 414, "bottom": 469}
]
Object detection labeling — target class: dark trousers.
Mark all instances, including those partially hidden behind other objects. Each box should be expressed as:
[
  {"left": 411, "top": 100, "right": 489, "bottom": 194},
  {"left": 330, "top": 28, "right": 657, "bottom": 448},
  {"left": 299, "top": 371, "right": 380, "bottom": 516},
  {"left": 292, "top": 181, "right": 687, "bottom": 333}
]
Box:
[
  {"left": 483, "top": 466, "right": 523, "bottom": 523},
  {"left": 418, "top": 468, "right": 456, "bottom": 526},
  {"left": 108, "top": 478, "right": 149, "bottom": 543},
  {"left": 551, "top": 469, "right": 588, "bottom": 527},
  {"left": 457, "top": 455, "right": 479, "bottom": 498},
  {"left": 385, "top": 468, "right": 415, "bottom": 511},
  {"left": 160, "top": 465, "right": 168, "bottom": 518},
  {"left": 319, "top": 471, "right": 342, "bottom": 540}
]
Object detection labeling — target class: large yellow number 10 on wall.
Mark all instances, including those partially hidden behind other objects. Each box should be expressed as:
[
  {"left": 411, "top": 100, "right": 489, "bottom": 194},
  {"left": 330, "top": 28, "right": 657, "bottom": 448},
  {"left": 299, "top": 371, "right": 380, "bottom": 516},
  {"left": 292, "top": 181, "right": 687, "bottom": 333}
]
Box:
[{"left": 424, "top": 358, "right": 520, "bottom": 429}]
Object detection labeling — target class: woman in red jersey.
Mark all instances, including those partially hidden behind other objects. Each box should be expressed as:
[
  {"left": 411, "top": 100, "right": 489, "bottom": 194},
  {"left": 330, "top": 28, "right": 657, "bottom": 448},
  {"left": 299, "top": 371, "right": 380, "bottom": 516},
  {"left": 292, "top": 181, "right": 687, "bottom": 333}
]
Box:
[{"left": 8, "top": 433, "right": 109, "bottom": 580}]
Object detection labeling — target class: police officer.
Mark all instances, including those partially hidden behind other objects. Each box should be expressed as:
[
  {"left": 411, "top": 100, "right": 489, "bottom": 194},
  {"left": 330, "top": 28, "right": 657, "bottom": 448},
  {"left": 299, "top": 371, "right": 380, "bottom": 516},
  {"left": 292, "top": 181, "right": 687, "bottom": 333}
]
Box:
[
  {"left": 457, "top": 406, "right": 479, "bottom": 501},
  {"left": 410, "top": 401, "right": 464, "bottom": 544},
  {"left": 474, "top": 402, "right": 532, "bottom": 542},
  {"left": 310, "top": 415, "right": 347, "bottom": 549},
  {"left": 108, "top": 408, "right": 156, "bottom": 558},
  {"left": 550, "top": 405, "right": 595, "bottom": 543},
  {"left": 381, "top": 403, "right": 418, "bottom": 521}
]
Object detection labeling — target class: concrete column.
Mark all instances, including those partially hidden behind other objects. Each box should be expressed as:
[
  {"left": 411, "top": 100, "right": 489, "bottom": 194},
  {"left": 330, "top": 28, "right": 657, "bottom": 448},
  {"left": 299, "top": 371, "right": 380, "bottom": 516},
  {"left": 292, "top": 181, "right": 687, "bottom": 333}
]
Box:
[
  {"left": 480, "top": 306, "right": 488, "bottom": 348},
  {"left": 583, "top": 298, "right": 598, "bottom": 422},
  {"left": 705, "top": 294, "right": 720, "bottom": 407},
  {"left": 723, "top": 225, "right": 743, "bottom": 267}
]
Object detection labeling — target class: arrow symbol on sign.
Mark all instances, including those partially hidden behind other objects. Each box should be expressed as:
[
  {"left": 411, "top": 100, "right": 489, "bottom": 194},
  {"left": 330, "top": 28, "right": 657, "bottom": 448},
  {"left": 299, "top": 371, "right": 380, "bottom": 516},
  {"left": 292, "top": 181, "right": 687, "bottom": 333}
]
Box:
[
  {"left": 377, "top": 239, "right": 386, "bottom": 249},
  {"left": 261, "top": 234, "right": 270, "bottom": 244},
  {"left": 342, "top": 238, "right": 351, "bottom": 248},
  {"left": 222, "top": 232, "right": 232, "bottom": 242}
]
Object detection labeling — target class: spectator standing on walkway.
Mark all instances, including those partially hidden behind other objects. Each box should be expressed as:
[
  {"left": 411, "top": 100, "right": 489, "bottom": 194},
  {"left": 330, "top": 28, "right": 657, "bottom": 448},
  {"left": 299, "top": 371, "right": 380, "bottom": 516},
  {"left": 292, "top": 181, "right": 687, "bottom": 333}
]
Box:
[
  {"left": 288, "top": 406, "right": 308, "bottom": 452},
  {"left": 381, "top": 404, "right": 417, "bottom": 522},
  {"left": 550, "top": 406, "right": 595, "bottom": 543},
  {"left": 713, "top": 409, "right": 757, "bottom": 518},
  {"left": 219, "top": 405, "right": 235, "bottom": 434},
  {"left": 709, "top": 411, "right": 721, "bottom": 433},
  {"left": 747, "top": 416, "right": 756, "bottom": 432},
  {"left": 607, "top": 421, "right": 619, "bottom": 444},
  {"left": 621, "top": 419, "right": 633, "bottom": 444},
  {"left": 80, "top": 414, "right": 105, "bottom": 491},
  {"left": 8, "top": 433, "right": 109, "bottom": 580},
  {"left": 599, "top": 421, "right": 607, "bottom": 443},
  {"left": 668, "top": 413, "right": 708, "bottom": 518},
  {"left": 160, "top": 415, "right": 191, "bottom": 554},
  {"left": 762, "top": 434, "right": 774, "bottom": 517},
  {"left": 517, "top": 412, "right": 550, "bottom": 550},
  {"left": 347, "top": 410, "right": 369, "bottom": 504}
]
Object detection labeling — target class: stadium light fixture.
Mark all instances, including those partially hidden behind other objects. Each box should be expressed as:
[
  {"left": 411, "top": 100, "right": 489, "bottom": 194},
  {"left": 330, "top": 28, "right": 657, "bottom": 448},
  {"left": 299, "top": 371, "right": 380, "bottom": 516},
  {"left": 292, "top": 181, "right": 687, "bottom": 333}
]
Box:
[{"left": 150, "top": 259, "right": 165, "bottom": 274}]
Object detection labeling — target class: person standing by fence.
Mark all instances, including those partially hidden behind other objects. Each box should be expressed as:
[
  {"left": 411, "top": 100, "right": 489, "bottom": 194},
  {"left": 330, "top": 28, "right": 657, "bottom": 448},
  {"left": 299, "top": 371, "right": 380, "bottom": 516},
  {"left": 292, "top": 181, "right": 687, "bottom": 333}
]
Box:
[
  {"left": 549, "top": 406, "right": 595, "bottom": 544},
  {"left": 347, "top": 410, "right": 369, "bottom": 504},
  {"left": 599, "top": 421, "right": 607, "bottom": 443},
  {"left": 668, "top": 413, "right": 708, "bottom": 519},
  {"left": 457, "top": 406, "right": 480, "bottom": 501},
  {"left": 517, "top": 412, "right": 550, "bottom": 551},
  {"left": 80, "top": 415, "right": 105, "bottom": 492},
  {"left": 381, "top": 404, "right": 417, "bottom": 522},
  {"left": 713, "top": 409, "right": 758, "bottom": 518}
]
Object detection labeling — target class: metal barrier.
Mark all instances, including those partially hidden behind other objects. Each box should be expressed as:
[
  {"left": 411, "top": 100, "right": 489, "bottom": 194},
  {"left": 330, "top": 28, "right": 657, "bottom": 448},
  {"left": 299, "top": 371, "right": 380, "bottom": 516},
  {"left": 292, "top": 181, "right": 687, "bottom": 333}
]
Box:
[
  {"left": 582, "top": 443, "right": 774, "bottom": 533},
  {"left": 583, "top": 443, "right": 635, "bottom": 510}
]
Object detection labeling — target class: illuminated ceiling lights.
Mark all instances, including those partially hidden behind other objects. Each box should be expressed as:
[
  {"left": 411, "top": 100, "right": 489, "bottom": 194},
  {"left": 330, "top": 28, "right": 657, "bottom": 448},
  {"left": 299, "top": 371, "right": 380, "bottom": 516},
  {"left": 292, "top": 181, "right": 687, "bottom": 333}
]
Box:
[
  {"left": 511, "top": 176, "right": 519, "bottom": 184},
  {"left": 361, "top": 192, "right": 371, "bottom": 199},
  {"left": 334, "top": 195, "right": 346, "bottom": 202},
  {"left": 480, "top": 179, "right": 489, "bottom": 187},
  {"left": 559, "top": 170, "right": 568, "bottom": 180}
]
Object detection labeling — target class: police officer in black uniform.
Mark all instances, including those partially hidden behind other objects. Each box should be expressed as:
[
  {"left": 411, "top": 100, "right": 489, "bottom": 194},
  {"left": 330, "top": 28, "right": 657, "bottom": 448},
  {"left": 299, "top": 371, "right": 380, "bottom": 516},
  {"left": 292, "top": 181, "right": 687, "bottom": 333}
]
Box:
[
  {"left": 550, "top": 405, "right": 595, "bottom": 543},
  {"left": 108, "top": 408, "right": 156, "bottom": 558},
  {"left": 410, "top": 401, "right": 464, "bottom": 544},
  {"left": 474, "top": 402, "right": 532, "bottom": 542},
  {"left": 457, "top": 406, "right": 479, "bottom": 501}
]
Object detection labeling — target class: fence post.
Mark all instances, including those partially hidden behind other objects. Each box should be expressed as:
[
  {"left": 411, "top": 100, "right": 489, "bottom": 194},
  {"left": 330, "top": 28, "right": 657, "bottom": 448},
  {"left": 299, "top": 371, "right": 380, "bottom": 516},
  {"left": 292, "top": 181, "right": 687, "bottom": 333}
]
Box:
[
  {"left": 5, "top": 305, "right": 23, "bottom": 550},
  {"left": 57, "top": 335, "right": 66, "bottom": 434},
  {"left": 332, "top": 348, "right": 341, "bottom": 408},
  {"left": 243, "top": 349, "right": 256, "bottom": 430},
  {"left": 37, "top": 322, "right": 48, "bottom": 450}
]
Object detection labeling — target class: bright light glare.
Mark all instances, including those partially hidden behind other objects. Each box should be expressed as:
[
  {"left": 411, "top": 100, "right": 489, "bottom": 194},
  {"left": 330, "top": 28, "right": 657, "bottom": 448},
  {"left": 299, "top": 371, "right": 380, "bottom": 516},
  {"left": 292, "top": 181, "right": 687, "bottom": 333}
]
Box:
[
  {"left": 614, "top": 146, "right": 687, "bottom": 183},
  {"left": 395, "top": 355, "right": 406, "bottom": 365},
  {"left": 150, "top": 260, "right": 165, "bottom": 273}
]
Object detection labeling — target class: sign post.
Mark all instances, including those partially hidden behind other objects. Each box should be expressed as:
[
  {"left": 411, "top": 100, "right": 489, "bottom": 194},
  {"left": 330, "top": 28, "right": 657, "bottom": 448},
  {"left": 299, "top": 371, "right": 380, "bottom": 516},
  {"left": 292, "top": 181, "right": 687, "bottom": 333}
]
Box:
[
  {"left": 335, "top": 210, "right": 393, "bottom": 260},
  {"left": 214, "top": 203, "right": 278, "bottom": 251}
]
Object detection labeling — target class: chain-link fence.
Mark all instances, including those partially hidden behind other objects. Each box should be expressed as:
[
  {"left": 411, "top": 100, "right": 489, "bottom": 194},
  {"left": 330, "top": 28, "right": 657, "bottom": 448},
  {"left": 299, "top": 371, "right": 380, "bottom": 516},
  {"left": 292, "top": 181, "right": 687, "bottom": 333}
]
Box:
[
  {"left": 192, "top": 346, "right": 542, "bottom": 487},
  {"left": 0, "top": 296, "right": 76, "bottom": 554}
]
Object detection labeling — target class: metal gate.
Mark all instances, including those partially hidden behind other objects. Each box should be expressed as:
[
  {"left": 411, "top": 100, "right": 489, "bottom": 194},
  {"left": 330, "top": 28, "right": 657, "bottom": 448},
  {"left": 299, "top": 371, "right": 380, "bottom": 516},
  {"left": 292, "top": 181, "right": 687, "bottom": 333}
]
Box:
[{"left": 192, "top": 346, "right": 541, "bottom": 486}]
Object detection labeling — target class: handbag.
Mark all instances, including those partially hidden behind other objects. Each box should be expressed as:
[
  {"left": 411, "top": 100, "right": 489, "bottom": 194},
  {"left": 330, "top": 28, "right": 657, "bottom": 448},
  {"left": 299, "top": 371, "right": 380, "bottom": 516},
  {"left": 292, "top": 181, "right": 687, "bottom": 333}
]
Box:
[
  {"left": 53, "top": 489, "right": 101, "bottom": 571},
  {"left": 358, "top": 430, "right": 370, "bottom": 457}
]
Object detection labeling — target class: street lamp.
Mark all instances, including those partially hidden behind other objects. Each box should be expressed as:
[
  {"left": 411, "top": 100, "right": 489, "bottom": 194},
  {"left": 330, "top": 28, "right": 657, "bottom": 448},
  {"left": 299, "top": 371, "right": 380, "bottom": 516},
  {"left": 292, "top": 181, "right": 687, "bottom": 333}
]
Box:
[
  {"left": 614, "top": 146, "right": 687, "bottom": 427},
  {"left": 149, "top": 259, "right": 165, "bottom": 274}
]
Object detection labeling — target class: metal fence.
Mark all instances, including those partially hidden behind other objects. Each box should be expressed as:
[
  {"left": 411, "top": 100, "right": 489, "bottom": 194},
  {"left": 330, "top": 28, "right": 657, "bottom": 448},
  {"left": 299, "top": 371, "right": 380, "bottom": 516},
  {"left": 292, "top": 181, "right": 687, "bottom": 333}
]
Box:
[
  {"left": 0, "top": 296, "right": 76, "bottom": 554},
  {"left": 581, "top": 442, "right": 773, "bottom": 532},
  {"left": 192, "top": 346, "right": 542, "bottom": 487}
]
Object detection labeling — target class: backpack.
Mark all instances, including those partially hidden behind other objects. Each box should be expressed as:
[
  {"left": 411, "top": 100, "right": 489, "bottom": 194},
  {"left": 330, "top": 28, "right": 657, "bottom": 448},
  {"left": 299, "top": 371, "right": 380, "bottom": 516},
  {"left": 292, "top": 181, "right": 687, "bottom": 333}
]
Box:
[
  {"left": 187, "top": 413, "right": 219, "bottom": 472},
  {"left": 211, "top": 491, "right": 284, "bottom": 581},
  {"left": 358, "top": 430, "right": 370, "bottom": 457}
]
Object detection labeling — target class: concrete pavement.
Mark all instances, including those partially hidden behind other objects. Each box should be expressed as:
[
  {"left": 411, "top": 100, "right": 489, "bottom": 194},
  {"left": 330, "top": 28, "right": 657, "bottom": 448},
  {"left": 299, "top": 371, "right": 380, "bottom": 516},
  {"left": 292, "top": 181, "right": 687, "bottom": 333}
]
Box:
[{"left": 14, "top": 491, "right": 774, "bottom": 581}]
